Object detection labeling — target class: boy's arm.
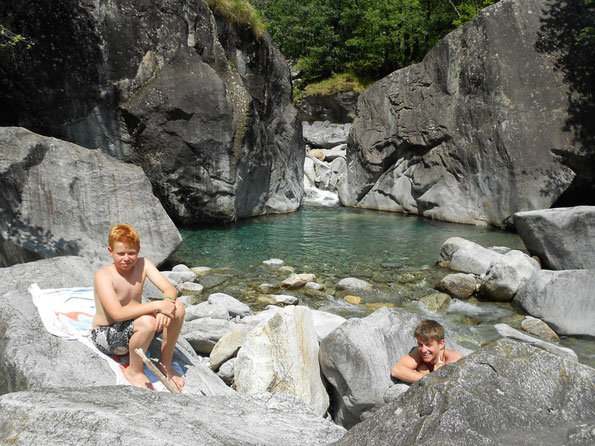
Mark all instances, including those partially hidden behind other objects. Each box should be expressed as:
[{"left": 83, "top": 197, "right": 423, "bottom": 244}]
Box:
[
  {"left": 391, "top": 350, "right": 428, "bottom": 383},
  {"left": 144, "top": 258, "right": 178, "bottom": 301},
  {"left": 94, "top": 269, "right": 175, "bottom": 322}
]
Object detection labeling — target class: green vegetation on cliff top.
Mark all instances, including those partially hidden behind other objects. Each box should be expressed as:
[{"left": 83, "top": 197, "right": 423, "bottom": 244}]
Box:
[{"left": 206, "top": 0, "right": 266, "bottom": 39}]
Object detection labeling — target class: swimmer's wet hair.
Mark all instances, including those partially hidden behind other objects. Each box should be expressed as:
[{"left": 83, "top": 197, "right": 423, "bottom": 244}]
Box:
[
  {"left": 414, "top": 320, "right": 445, "bottom": 342},
  {"left": 108, "top": 223, "right": 140, "bottom": 249}
]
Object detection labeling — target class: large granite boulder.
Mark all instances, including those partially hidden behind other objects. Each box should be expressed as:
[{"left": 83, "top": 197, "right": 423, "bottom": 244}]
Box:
[
  {"left": 0, "top": 387, "right": 345, "bottom": 445},
  {"left": 478, "top": 250, "right": 540, "bottom": 301},
  {"left": 514, "top": 269, "right": 595, "bottom": 336},
  {"left": 0, "top": 0, "right": 303, "bottom": 224},
  {"left": 334, "top": 339, "right": 595, "bottom": 446},
  {"left": 339, "top": 0, "right": 589, "bottom": 228},
  {"left": 514, "top": 206, "right": 595, "bottom": 270},
  {"left": 235, "top": 306, "right": 330, "bottom": 416},
  {"left": 319, "top": 307, "right": 470, "bottom": 428},
  {"left": 0, "top": 128, "right": 181, "bottom": 269},
  {"left": 0, "top": 256, "right": 232, "bottom": 396}
]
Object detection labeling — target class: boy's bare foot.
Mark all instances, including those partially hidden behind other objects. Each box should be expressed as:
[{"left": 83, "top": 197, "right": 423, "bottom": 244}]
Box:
[
  {"left": 124, "top": 367, "right": 155, "bottom": 390},
  {"left": 157, "top": 361, "right": 185, "bottom": 391}
]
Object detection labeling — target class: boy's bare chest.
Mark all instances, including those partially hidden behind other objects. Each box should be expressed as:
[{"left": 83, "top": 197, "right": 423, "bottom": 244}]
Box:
[{"left": 111, "top": 270, "right": 145, "bottom": 303}]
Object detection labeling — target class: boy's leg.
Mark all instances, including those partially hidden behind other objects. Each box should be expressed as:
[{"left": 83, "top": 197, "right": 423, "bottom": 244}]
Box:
[
  {"left": 158, "top": 300, "right": 186, "bottom": 390},
  {"left": 125, "top": 314, "right": 157, "bottom": 389}
]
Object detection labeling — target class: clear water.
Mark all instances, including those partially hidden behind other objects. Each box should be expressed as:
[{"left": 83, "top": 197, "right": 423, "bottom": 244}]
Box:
[
  {"left": 168, "top": 206, "right": 526, "bottom": 273},
  {"left": 167, "top": 206, "right": 594, "bottom": 367}
]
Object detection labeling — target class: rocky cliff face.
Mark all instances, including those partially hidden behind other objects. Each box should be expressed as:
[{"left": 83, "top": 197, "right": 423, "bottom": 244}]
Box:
[
  {"left": 340, "top": 0, "right": 593, "bottom": 228},
  {"left": 0, "top": 0, "right": 303, "bottom": 224}
]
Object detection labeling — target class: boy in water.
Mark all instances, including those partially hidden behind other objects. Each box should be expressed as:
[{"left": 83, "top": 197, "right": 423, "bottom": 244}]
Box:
[
  {"left": 391, "top": 319, "right": 462, "bottom": 383},
  {"left": 91, "top": 223, "right": 185, "bottom": 390}
]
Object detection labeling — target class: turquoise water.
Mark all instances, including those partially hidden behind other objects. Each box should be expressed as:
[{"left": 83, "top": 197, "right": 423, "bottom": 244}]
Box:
[
  {"left": 167, "top": 206, "right": 595, "bottom": 367},
  {"left": 167, "top": 206, "right": 526, "bottom": 274}
]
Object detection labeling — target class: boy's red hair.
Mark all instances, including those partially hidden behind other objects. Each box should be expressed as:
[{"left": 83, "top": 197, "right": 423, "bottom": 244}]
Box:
[{"left": 108, "top": 224, "right": 140, "bottom": 249}]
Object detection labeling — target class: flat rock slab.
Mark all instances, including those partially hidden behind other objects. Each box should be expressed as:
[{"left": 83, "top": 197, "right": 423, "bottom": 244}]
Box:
[{"left": 0, "top": 387, "right": 345, "bottom": 446}]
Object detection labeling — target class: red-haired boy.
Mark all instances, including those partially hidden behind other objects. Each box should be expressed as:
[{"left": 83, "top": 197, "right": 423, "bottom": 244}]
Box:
[{"left": 91, "top": 223, "right": 185, "bottom": 390}]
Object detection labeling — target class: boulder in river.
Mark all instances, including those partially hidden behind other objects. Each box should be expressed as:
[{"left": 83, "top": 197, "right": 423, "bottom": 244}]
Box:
[
  {"left": 339, "top": 0, "right": 589, "bottom": 227},
  {"left": 514, "top": 206, "right": 595, "bottom": 270},
  {"left": 334, "top": 339, "right": 595, "bottom": 446},
  {"left": 319, "top": 307, "right": 470, "bottom": 428},
  {"left": 234, "top": 306, "right": 330, "bottom": 417},
  {"left": 514, "top": 269, "right": 595, "bottom": 337}
]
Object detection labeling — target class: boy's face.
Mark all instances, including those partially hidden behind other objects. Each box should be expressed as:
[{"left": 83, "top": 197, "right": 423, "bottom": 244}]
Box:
[
  {"left": 108, "top": 241, "right": 140, "bottom": 271},
  {"left": 416, "top": 337, "right": 445, "bottom": 364}
]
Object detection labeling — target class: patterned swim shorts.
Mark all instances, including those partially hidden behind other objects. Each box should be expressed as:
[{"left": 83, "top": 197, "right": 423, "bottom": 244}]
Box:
[{"left": 90, "top": 320, "right": 135, "bottom": 356}]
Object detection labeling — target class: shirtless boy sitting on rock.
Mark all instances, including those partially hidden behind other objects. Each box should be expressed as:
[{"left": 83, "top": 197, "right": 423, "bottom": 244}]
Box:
[
  {"left": 391, "top": 319, "right": 462, "bottom": 383},
  {"left": 91, "top": 223, "right": 185, "bottom": 391}
]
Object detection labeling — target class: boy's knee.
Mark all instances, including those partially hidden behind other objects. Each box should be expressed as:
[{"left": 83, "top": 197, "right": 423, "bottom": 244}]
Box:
[
  {"left": 135, "top": 314, "right": 157, "bottom": 333},
  {"left": 175, "top": 300, "right": 185, "bottom": 320}
]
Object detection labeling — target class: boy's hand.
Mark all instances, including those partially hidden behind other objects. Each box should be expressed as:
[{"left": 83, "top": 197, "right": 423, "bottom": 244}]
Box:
[
  {"left": 434, "top": 356, "right": 444, "bottom": 371},
  {"left": 155, "top": 312, "right": 171, "bottom": 331},
  {"left": 157, "top": 298, "right": 176, "bottom": 318}
]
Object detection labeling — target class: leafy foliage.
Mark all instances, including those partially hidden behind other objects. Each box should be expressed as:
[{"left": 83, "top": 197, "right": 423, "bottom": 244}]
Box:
[{"left": 254, "top": 0, "right": 496, "bottom": 83}]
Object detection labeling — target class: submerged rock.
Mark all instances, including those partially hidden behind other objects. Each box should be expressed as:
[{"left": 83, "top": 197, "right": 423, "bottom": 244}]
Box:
[{"left": 334, "top": 339, "right": 595, "bottom": 446}]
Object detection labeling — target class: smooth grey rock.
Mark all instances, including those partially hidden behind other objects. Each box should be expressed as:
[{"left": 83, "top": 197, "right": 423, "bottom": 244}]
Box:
[
  {"left": 217, "top": 357, "right": 238, "bottom": 386},
  {"left": 258, "top": 283, "right": 280, "bottom": 293},
  {"left": 439, "top": 237, "right": 502, "bottom": 275},
  {"left": 1, "top": 0, "right": 304, "bottom": 224},
  {"left": 521, "top": 316, "right": 560, "bottom": 343},
  {"left": 334, "top": 339, "right": 595, "bottom": 446},
  {"left": 339, "top": 0, "right": 585, "bottom": 228},
  {"left": 311, "top": 310, "right": 347, "bottom": 342},
  {"left": 143, "top": 275, "right": 180, "bottom": 301},
  {"left": 514, "top": 206, "right": 595, "bottom": 270},
  {"left": 383, "top": 383, "right": 410, "bottom": 403},
  {"left": 302, "top": 121, "right": 352, "bottom": 149},
  {"left": 0, "top": 257, "right": 231, "bottom": 396},
  {"left": 199, "top": 274, "right": 229, "bottom": 289},
  {"left": 335, "top": 277, "right": 373, "bottom": 292},
  {"left": 179, "top": 282, "right": 204, "bottom": 295},
  {"left": 494, "top": 323, "right": 577, "bottom": 361},
  {"left": 207, "top": 293, "right": 253, "bottom": 318},
  {"left": 235, "top": 306, "right": 330, "bottom": 416},
  {"left": 514, "top": 269, "right": 595, "bottom": 336},
  {"left": 184, "top": 301, "right": 230, "bottom": 322},
  {"left": 0, "top": 127, "right": 181, "bottom": 270},
  {"left": 209, "top": 329, "right": 248, "bottom": 371},
  {"left": 238, "top": 307, "right": 281, "bottom": 330},
  {"left": 305, "top": 282, "right": 325, "bottom": 291},
  {"left": 162, "top": 270, "right": 197, "bottom": 284},
  {"left": 319, "top": 307, "right": 470, "bottom": 428},
  {"left": 321, "top": 144, "right": 347, "bottom": 162},
  {"left": 436, "top": 273, "right": 476, "bottom": 299},
  {"left": 172, "top": 264, "right": 193, "bottom": 273},
  {"left": 479, "top": 250, "right": 540, "bottom": 301},
  {"left": 0, "top": 387, "right": 345, "bottom": 446},
  {"left": 181, "top": 318, "right": 240, "bottom": 355},
  {"left": 270, "top": 294, "right": 299, "bottom": 305}
]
